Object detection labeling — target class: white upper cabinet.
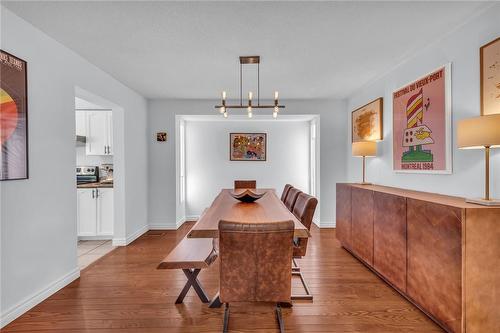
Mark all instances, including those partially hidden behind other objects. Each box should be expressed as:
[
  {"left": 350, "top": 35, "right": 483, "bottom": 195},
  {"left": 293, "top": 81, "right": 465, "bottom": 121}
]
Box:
[
  {"left": 86, "top": 111, "right": 110, "bottom": 155},
  {"left": 85, "top": 111, "right": 113, "bottom": 156},
  {"left": 75, "top": 111, "right": 86, "bottom": 137}
]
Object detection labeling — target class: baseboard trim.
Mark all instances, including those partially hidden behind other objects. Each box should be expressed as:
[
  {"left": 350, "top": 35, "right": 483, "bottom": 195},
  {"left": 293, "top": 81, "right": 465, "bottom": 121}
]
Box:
[
  {"left": 0, "top": 267, "right": 80, "bottom": 328},
  {"left": 112, "top": 224, "right": 148, "bottom": 246},
  {"left": 320, "top": 221, "right": 336, "bottom": 228}
]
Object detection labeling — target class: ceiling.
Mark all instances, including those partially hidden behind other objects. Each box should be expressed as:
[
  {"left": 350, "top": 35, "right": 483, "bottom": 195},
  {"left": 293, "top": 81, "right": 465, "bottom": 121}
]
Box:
[{"left": 2, "top": 1, "right": 489, "bottom": 99}]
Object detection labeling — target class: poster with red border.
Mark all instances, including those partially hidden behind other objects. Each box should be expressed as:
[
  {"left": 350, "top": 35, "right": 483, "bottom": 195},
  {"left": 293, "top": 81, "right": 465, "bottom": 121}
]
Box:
[
  {"left": 1, "top": 50, "right": 28, "bottom": 180},
  {"left": 392, "top": 64, "right": 452, "bottom": 174}
]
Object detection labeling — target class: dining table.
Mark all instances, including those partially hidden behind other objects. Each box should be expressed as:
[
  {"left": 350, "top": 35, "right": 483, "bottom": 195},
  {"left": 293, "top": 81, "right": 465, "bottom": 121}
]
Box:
[
  {"left": 187, "top": 188, "right": 311, "bottom": 307},
  {"left": 188, "top": 188, "right": 310, "bottom": 239}
]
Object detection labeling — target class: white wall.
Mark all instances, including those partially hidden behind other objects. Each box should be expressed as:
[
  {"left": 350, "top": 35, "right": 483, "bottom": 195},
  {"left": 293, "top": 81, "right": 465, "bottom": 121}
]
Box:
[
  {"left": 148, "top": 99, "right": 347, "bottom": 229},
  {"left": 0, "top": 8, "right": 148, "bottom": 326},
  {"left": 346, "top": 5, "right": 500, "bottom": 199},
  {"left": 184, "top": 119, "right": 311, "bottom": 217}
]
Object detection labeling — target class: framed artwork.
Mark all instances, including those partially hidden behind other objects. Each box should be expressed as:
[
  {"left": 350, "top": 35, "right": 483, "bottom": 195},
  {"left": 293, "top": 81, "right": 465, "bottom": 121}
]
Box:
[
  {"left": 392, "top": 64, "right": 452, "bottom": 174},
  {"left": 480, "top": 37, "right": 500, "bottom": 115},
  {"left": 156, "top": 132, "right": 167, "bottom": 142},
  {"left": 1, "top": 50, "right": 28, "bottom": 181},
  {"left": 352, "top": 97, "right": 383, "bottom": 142},
  {"left": 230, "top": 133, "right": 266, "bottom": 161}
]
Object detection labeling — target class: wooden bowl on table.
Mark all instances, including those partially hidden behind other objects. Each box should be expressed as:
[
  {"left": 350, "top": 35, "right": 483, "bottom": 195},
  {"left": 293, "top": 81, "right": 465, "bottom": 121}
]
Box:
[{"left": 230, "top": 189, "right": 266, "bottom": 203}]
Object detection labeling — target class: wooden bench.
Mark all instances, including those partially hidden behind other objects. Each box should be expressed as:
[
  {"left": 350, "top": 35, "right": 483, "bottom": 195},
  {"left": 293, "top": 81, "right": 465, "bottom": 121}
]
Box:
[{"left": 158, "top": 236, "right": 217, "bottom": 304}]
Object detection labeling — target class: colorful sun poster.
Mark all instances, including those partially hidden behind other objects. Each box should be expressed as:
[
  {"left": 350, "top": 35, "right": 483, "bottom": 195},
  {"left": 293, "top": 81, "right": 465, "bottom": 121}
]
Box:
[
  {"left": 392, "top": 64, "right": 452, "bottom": 173},
  {"left": 1, "top": 50, "right": 28, "bottom": 180}
]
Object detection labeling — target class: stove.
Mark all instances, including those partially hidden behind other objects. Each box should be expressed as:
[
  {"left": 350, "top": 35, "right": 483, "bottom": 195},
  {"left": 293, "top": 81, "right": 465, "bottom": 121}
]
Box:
[{"left": 76, "top": 166, "right": 99, "bottom": 184}]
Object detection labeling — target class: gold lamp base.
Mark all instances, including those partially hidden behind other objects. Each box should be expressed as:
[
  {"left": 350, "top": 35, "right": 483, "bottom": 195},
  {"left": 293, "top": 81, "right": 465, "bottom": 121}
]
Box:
[
  {"left": 465, "top": 197, "right": 500, "bottom": 206},
  {"left": 358, "top": 182, "right": 372, "bottom": 185}
]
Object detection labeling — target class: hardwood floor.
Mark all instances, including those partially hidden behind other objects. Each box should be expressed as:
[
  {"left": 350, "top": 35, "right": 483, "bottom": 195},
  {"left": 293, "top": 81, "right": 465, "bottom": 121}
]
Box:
[{"left": 3, "top": 223, "right": 443, "bottom": 332}]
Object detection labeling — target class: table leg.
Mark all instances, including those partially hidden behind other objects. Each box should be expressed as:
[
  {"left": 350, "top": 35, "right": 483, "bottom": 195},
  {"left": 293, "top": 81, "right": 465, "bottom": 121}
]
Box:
[{"left": 208, "top": 291, "right": 222, "bottom": 308}]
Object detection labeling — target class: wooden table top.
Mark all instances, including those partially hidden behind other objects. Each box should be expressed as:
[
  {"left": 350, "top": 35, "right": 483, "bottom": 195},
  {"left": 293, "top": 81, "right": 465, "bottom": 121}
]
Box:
[{"left": 188, "top": 189, "right": 310, "bottom": 238}]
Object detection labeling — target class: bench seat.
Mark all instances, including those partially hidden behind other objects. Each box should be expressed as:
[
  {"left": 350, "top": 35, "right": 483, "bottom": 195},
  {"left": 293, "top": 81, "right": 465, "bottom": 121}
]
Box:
[{"left": 158, "top": 231, "right": 217, "bottom": 304}]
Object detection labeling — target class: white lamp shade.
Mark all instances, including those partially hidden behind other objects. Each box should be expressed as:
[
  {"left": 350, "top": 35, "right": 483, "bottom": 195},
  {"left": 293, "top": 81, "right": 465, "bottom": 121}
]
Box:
[
  {"left": 352, "top": 141, "right": 377, "bottom": 157},
  {"left": 457, "top": 114, "right": 500, "bottom": 149}
]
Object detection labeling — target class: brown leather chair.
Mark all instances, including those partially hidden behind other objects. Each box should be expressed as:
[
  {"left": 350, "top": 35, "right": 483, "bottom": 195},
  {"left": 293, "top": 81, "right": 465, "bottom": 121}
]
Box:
[
  {"left": 291, "top": 192, "right": 318, "bottom": 301},
  {"left": 234, "top": 180, "right": 256, "bottom": 189},
  {"left": 284, "top": 187, "right": 301, "bottom": 211},
  {"left": 218, "top": 220, "right": 294, "bottom": 333},
  {"left": 280, "top": 184, "right": 293, "bottom": 202}
]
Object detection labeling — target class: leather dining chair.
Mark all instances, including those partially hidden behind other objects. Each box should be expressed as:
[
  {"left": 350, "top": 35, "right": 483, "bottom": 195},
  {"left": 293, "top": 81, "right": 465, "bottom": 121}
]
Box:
[
  {"left": 291, "top": 192, "right": 318, "bottom": 300},
  {"left": 284, "top": 187, "right": 301, "bottom": 211},
  {"left": 280, "top": 184, "right": 293, "bottom": 202},
  {"left": 234, "top": 180, "right": 256, "bottom": 189},
  {"left": 218, "top": 220, "right": 294, "bottom": 333}
]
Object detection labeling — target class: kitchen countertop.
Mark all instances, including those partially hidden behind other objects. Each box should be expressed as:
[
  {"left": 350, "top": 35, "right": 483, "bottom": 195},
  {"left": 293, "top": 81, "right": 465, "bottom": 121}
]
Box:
[{"left": 77, "top": 182, "right": 113, "bottom": 189}]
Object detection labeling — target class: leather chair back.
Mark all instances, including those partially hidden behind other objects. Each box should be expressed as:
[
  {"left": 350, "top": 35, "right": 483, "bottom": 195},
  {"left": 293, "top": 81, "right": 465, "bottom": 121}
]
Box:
[
  {"left": 218, "top": 220, "right": 294, "bottom": 303},
  {"left": 280, "top": 184, "right": 293, "bottom": 202},
  {"left": 234, "top": 180, "right": 256, "bottom": 189},
  {"left": 284, "top": 187, "right": 302, "bottom": 211},
  {"left": 292, "top": 193, "right": 318, "bottom": 257}
]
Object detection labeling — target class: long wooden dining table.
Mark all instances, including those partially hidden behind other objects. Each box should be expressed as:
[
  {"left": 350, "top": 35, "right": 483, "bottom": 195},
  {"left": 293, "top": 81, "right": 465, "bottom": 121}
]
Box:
[
  {"left": 188, "top": 188, "right": 310, "bottom": 239},
  {"left": 186, "top": 188, "right": 310, "bottom": 307}
]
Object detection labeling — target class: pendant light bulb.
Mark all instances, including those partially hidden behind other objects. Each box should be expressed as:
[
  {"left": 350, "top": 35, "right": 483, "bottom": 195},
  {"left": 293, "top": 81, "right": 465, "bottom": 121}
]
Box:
[
  {"left": 248, "top": 112, "right": 253, "bottom": 118},
  {"left": 248, "top": 91, "right": 253, "bottom": 101},
  {"left": 274, "top": 91, "right": 279, "bottom": 100},
  {"left": 223, "top": 111, "right": 228, "bottom": 118},
  {"left": 222, "top": 91, "right": 226, "bottom": 100},
  {"left": 220, "top": 106, "right": 225, "bottom": 114},
  {"left": 273, "top": 111, "right": 278, "bottom": 119}
]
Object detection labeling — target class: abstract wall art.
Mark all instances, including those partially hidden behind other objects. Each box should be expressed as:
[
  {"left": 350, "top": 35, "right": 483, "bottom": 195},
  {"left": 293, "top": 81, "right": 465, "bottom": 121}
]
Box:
[
  {"left": 230, "top": 133, "right": 266, "bottom": 161},
  {"left": 352, "top": 97, "right": 383, "bottom": 143},
  {"left": 480, "top": 37, "right": 500, "bottom": 115}
]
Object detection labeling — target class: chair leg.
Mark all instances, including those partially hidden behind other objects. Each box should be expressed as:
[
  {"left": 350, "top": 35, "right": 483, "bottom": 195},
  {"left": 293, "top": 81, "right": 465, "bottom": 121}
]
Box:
[
  {"left": 222, "top": 303, "right": 230, "bottom": 333},
  {"left": 276, "top": 303, "right": 285, "bottom": 333},
  {"left": 291, "top": 271, "right": 313, "bottom": 301}
]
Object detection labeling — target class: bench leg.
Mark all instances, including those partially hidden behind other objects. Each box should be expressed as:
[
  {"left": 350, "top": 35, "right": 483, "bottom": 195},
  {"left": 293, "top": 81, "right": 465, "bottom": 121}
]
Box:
[{"left": 175, "top": 269, "right": 210, "bottom": 304}]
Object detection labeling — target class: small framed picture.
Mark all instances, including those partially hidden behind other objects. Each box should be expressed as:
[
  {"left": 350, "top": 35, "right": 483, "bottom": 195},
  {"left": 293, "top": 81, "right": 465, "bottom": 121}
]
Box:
[{"left": 156, "top": 132, "right": 167, "bottom": 142}]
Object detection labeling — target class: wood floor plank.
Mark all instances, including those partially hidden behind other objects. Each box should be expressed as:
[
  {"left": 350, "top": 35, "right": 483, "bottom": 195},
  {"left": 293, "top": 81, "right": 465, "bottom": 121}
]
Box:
[{"left": 3, "top": 223, "right": 443, "bottom": 332}]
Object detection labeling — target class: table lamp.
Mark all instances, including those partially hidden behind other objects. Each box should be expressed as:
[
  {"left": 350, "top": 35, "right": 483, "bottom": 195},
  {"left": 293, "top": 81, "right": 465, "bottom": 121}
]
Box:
[
  {"left": 352, "top": 141, "right": 377, "bottom": 185},
  {"left": 457, "top": 114, "right": 500, "bottom": 205}
]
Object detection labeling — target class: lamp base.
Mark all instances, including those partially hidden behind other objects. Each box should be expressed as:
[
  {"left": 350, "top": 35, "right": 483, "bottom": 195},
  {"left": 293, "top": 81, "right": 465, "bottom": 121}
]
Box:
[
  {"left": 357, "top": 182, "right": 372, "bottom": 185},
  {"left": 465, "top": 197, "right": 500, "bottom": 206}
]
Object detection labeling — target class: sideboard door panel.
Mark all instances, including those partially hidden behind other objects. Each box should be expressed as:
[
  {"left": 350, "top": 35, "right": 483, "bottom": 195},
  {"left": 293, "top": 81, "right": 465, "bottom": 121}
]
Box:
[
  {"left": 351, "top": 187, "right": 374, "bottom": 266},
  {"left": 336, "top": 184, "right": 352, "bottom": 249},
  {"left": 407, "top": 199, "right": 462, "bottom": 333},
  {"left": 373, "top": 192, "right": 407, "bottom": 292}
]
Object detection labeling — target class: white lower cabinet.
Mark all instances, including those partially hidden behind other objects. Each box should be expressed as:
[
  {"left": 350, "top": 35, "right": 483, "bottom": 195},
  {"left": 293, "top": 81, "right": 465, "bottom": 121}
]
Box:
[{"left": 77, "top": 188, "right": 113, "bottom": 238}]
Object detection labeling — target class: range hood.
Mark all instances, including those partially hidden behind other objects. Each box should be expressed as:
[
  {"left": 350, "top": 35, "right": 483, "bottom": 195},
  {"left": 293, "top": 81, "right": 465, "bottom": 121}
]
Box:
[{"left": 76, "top": 135, "right": 86, "bottom": 146}]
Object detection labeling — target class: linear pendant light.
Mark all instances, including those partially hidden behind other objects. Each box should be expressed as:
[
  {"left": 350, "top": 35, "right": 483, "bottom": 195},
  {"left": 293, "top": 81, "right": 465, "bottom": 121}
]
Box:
[{"left": 215, "top": 56, "right": 285, "bottom": 118}]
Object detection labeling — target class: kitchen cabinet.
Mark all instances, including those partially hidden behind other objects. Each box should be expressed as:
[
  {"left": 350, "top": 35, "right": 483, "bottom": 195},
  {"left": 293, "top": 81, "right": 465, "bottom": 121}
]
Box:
[
  {"left": 85, "top": 111, "right": 113, "bottom": 156},
  {"left": 77, "top": 188, "right": 113, "bottom": 238},
  {"left": 75, "top": 111, "right": 86, "bottom": 136}
]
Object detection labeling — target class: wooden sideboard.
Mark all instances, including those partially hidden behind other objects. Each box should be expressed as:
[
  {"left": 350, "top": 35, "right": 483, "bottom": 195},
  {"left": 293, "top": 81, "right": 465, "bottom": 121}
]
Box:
[{"left": 336, "top": 183, "right": 500, "bottom": 333}]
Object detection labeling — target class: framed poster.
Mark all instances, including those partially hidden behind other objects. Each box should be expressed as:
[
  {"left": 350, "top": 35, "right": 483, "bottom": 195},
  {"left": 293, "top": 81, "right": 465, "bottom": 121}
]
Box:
[
  {"left": 392, "top": 64, "right": 452, "bottom": 174},
  {"left": 230, "top": 133, "right": 266, "bottom": 161},
  {"left": 480, "top": 37, "right": 500, "bottom": 115},
  {"left": 352, "top": 97, "right": 383, "bottom": 142},
  {"left": 1, "top": 50, "right": 28, "bottom": 180}
]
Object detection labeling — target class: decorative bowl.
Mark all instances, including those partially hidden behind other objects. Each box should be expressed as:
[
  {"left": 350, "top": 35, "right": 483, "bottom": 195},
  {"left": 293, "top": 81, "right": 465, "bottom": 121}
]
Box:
[{"left": 230, "top": 189, "right": 266, "bottom": 203}]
